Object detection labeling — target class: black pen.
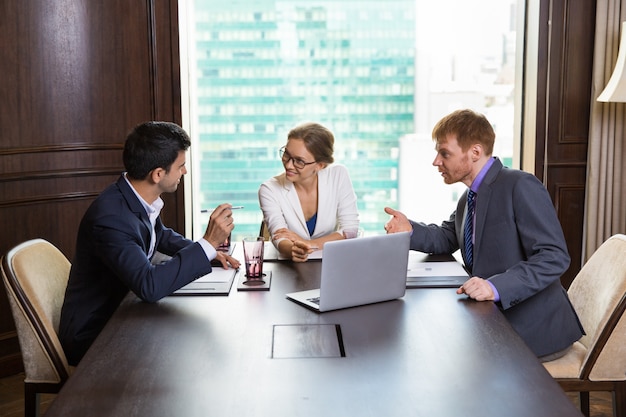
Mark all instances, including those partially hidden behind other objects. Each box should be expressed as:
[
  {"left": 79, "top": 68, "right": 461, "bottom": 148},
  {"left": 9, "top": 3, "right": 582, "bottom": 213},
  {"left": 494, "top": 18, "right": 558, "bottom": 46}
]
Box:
[{"left": 201, "top": 206, "right": 244, "bottom": 213}]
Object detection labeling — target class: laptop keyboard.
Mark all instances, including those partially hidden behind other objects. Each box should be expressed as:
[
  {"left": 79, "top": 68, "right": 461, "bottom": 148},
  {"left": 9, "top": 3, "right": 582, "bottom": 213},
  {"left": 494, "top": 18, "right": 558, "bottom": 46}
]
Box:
[{"left": 307, "top": 297, "right": 320, "bottom": 305}]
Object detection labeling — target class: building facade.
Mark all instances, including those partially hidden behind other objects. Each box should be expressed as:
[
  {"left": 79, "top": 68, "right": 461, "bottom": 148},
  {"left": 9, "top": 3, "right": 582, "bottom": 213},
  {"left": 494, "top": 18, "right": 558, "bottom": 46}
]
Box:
[{"left": 189, "top": 0, "right": 416, "bottom": 239}]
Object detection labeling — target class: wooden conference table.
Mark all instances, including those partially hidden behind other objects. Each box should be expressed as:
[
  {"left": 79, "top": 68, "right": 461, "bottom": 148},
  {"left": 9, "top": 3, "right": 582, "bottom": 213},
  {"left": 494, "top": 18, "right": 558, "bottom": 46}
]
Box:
[{"left": 45, "top": 250, "right": 582, "bottom": 417}]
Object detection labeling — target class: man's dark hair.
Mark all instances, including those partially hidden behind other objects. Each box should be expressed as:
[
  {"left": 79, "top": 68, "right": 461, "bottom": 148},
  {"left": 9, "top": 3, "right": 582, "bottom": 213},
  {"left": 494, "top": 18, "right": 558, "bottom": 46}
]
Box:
[{"left": 123, "top": 121, "right": 191, "bottom": 180}]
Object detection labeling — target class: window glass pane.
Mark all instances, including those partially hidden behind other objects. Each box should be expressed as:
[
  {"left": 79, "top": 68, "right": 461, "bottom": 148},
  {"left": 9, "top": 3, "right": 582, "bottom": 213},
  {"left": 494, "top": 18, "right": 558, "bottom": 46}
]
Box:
[{"left": 184, "top": 0, "right": 520, "bottom": 241}]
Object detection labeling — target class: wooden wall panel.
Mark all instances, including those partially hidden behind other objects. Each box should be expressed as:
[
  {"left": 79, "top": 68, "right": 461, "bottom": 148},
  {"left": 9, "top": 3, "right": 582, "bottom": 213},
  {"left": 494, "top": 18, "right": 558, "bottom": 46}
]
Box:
[
  {"left": 535, "top": 0, "right": 595, "bottom": 288},
  {"left": 0, "top": 0, "right": 182, "bottom": 376}
]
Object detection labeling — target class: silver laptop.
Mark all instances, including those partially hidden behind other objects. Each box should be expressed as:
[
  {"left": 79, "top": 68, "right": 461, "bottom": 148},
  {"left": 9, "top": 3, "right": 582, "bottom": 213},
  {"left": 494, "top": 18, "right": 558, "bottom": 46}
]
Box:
[{"left": 286, "top": 232, "right": 411, "bottom": 312}]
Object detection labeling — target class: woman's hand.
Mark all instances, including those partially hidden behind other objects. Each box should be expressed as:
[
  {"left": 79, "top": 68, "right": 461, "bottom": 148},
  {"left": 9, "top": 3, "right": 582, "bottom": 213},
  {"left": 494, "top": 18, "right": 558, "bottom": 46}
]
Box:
[
  {"left": 291, "top": 240, "right": 319, "bottom": 263},
  {"left": 272, "top": 228, "right": 301, "bottom": 243}
]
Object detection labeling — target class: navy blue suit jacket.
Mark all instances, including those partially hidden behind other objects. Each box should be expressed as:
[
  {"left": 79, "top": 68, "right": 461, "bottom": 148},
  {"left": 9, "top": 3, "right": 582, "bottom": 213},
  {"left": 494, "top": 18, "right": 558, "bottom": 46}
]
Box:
[
  {"left": 409, "top": 158, "right": 584, "bottom": 357},
  {"left": 59, "top": 175, "right": 213, "bottom": 364}
]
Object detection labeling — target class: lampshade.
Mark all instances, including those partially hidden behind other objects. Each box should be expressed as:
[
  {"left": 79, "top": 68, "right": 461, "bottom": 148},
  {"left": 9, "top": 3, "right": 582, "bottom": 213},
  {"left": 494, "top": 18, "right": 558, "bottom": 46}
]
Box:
[{"left": 598, "top": 22, "right": 626, "bottom": 102}]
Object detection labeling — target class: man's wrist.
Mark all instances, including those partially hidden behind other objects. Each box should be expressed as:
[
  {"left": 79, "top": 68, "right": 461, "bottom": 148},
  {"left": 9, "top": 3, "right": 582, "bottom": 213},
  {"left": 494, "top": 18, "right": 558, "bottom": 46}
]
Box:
[
  {"left": 487, "top": 281, "right": 500, "bottom": 302},
  {"left": 198, "top": 238, "right": 218, "bottom": 261}
]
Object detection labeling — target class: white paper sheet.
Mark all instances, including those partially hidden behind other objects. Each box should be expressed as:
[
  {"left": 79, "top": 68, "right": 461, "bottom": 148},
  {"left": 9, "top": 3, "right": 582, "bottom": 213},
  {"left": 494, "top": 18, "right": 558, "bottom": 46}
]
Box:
[
  {"left": 194, "top": 267, "right": 238, "bottom": 283},
  {"left": 264, "top": 242, "right": 322, "bottom": 261},
  {"left": 407, "top": 260, "right": 468, "bottom": 278}
]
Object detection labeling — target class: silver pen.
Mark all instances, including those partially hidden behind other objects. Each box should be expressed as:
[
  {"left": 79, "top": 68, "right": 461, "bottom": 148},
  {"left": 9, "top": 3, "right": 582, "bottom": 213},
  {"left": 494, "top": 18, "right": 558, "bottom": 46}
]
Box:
[{"left": 201, "top": 206, "right": 244, "bottom": 213}]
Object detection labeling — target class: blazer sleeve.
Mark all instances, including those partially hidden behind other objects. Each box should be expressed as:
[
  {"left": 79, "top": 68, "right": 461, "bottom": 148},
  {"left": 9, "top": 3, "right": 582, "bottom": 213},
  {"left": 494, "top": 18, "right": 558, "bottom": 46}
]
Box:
[
  {"left": 409, "top": 210, "right": 460, "bottom": 255},
  {"left": 155, "top": 218, "right": 193, "bottom": 256},
  {"left": 258, "top": 176, "right": 310, "bottom": 240},
  {"left": 483, "top": 173, "right": 570, "bottom": 310},
  {"left": 93, "top": 211, "right": 212, "bottom": 303}
]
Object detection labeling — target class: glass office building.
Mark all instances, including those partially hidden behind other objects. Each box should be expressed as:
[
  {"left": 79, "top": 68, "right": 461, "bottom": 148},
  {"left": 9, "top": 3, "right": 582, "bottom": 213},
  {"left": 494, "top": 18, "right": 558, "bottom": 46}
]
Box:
[
  {"left": 186, "top": 0, "right": 517, "bottom": 241},
  {"left": 189, "top": 0, "right": 416, "bottom": 240}
]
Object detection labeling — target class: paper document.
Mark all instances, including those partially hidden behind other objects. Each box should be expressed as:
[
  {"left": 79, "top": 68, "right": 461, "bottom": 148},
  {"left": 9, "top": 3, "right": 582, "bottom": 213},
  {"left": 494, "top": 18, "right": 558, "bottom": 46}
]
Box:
[
  {"left": 171, "top": 267, "right": 237, "bottom": 296},
  {"left": 407, "top": 260, "right": 468, "bottom": 278},
  {"left": 195, "top": 267, "right": 238, "bottom": 283},
  {"left": 264, "top": 242, "right": 322, "bottom": 261}
]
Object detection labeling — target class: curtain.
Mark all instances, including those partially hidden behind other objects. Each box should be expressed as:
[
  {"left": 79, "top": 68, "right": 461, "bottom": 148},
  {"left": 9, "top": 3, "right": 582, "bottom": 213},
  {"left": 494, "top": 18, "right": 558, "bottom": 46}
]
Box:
[{"left": 585, "top": 0, "right": 626, "bottom": 261}]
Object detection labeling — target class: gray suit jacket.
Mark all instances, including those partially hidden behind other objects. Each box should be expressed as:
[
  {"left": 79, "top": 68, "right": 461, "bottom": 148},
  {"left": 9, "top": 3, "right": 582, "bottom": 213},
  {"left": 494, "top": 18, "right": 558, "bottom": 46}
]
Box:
[{"left": 409, "top": 158, "right": 584, "bottom": 356}]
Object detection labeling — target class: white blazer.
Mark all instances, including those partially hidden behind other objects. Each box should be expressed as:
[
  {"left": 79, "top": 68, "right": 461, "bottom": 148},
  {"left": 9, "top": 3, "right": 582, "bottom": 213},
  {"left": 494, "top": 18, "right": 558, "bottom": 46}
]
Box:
[{"left": 258, "top": 164, "right": 359, "bottom": 245}]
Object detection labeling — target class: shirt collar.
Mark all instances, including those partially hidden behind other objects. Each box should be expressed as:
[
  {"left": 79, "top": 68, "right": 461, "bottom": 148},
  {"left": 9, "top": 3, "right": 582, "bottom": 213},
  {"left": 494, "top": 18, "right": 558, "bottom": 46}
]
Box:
[
  {"left": 123, "top": 173, "right": 164, "bottom": 215},
  {"left": 470, "top": 157, "right": 495, "bottom": 193}
]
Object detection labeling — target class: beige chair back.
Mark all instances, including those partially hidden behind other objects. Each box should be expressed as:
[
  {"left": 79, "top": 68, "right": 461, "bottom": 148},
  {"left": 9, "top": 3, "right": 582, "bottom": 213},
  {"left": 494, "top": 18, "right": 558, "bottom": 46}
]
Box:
[
  {"left": 566, "top": 233, "right": 626, "bottom": 380},
  {"left": 1, "top": 238, "right": 72, "bottom": 384}
]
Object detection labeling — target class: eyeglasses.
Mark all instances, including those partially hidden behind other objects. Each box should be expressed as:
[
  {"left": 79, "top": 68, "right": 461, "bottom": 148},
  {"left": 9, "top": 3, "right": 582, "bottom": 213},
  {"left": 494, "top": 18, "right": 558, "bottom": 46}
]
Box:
[{"left": 279, "top": 146, "right": 317, "bottom": 169}]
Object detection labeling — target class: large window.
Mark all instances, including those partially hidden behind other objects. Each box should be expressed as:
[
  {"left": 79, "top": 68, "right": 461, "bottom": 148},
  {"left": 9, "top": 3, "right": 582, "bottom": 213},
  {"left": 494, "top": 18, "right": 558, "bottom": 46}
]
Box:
[{"left": 181, "top": 0, "right": 521, "bottom": 241}]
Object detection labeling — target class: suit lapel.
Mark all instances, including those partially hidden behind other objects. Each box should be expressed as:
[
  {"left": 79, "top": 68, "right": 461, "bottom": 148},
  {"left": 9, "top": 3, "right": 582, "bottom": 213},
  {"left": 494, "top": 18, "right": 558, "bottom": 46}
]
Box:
[
  {"left": 459, "top": 191, "right": 470, "bottom": 261},
  {"left": 473, "top": 158, "right": 503, "bottom": 263},
  {"left": 278, "top": 175, "right": 308, "bottom": 234},
  {"left": 313, "top": 168, "right": 327, "bottom": 236}
]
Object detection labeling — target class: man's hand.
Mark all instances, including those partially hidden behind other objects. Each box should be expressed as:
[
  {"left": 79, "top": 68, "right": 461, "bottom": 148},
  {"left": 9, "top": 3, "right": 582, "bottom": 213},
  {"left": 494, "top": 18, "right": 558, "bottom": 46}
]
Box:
[
  {"left": 383, "top": 207, "right": 413, "bottom": 234},
  {"left": 212, "top": 251, "right": 241, "bottom": 269},
  {"left": 203, "top": 203, "right": 235, "bottom": 249},
  {"left": 456, "top": 277, "right": 495, "bottom": 301}
]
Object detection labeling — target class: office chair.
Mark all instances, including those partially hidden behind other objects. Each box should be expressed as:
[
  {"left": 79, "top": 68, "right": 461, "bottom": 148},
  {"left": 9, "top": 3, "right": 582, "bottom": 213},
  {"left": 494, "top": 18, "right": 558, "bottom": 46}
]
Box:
[
  {"left": 1, "top": 238, "right": 74, "bottom": 417},
  {"left": 259, "top": 220, "right": 271, "bottom": 241},
  {"left": 543, "top": 234, "right": 626, "bottom": 417}
]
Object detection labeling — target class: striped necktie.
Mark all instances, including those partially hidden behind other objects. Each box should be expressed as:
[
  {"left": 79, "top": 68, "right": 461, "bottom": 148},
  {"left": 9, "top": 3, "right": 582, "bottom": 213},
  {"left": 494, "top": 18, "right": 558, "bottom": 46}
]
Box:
[{"left": 464, "top": 189, "right": 476, "bottom": 270}]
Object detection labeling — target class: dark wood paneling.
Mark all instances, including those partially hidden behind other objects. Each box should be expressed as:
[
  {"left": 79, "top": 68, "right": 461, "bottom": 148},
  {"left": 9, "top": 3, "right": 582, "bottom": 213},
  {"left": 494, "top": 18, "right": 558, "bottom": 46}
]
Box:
[
  {"left": 535, "top": 0, "right": 595, "bottom": 288},
  {"left": 0, "top": 0, "right": 182, "bottom": 377}
]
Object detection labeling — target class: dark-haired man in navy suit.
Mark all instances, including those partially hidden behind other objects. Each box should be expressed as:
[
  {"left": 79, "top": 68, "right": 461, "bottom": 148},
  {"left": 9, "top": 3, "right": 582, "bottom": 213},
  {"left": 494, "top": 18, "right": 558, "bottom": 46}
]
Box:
[
  {"left": 384, "top": 109, "right": 584, "bottom": 361},
  {"left": 60, "top": 121, "right": 240, "bottom": 365}
]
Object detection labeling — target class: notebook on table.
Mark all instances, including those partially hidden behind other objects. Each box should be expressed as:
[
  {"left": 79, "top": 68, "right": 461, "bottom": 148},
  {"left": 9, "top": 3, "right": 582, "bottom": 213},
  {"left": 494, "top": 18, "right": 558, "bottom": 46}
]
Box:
[
  {"left": 155, "top": 252, "right": 238, "bottom": 296},
  {"left": 286, "top": 232, "right": 411, "bottom": 312},
  {"left": 406, "top": 251, "right": 469, "bottom": 288},
  {"left": 171, "top": 267, "right": 237, "bottom": 296}
]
